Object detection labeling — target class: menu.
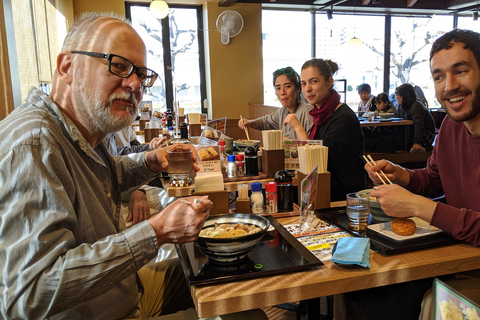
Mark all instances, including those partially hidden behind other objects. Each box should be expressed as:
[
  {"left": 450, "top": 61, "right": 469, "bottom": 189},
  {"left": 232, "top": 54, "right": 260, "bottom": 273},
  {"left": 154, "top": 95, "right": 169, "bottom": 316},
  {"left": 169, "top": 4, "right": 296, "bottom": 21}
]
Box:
[
  {"left": 283, "top": 139, "right": 323, "bottom": 170},
  {"left": 284, "top": 216, "right": 351, "bottom": 261}
]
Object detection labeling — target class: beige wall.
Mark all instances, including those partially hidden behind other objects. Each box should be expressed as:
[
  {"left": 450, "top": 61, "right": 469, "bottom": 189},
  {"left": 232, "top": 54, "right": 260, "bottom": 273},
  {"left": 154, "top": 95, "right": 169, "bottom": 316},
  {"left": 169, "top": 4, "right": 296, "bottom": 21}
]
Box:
[{"left": 71, "top": 0, "right": 264, "bottom": 120}]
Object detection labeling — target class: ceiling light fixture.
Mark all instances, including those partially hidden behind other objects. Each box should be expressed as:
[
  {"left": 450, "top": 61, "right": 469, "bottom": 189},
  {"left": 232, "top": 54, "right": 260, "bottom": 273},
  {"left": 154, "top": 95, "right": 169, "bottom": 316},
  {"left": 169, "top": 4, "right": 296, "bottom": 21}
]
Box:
[
  {"left": 348, "top": 0, "right": 362, "bottom": 48},
  {"left": 150, "top": 0, "right": 169, "bottom": 19}
]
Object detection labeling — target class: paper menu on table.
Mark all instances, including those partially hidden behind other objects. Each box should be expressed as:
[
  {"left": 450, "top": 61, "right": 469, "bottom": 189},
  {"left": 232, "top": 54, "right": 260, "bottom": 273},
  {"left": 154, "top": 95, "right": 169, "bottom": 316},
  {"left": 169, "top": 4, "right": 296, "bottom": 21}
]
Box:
[
  {"left": 284, "top": 217, "right": 351, "bottom": 261},
  {"left": 195, "top": 145, "right": 221, "bottom": 173},
  {"left": 207, "top": 117, "right": 226, "bottom": 133}
]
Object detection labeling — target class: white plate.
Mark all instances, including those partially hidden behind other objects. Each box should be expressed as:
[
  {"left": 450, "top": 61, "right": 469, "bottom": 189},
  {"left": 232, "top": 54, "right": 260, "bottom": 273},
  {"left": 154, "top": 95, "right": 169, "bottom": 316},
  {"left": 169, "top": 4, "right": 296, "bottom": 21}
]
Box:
[
  {"left": 379, "top": 118, "right": 392, "bottom": 122},
  {"left": 367, "top": 217, "right": 443, "bottom": 242}
]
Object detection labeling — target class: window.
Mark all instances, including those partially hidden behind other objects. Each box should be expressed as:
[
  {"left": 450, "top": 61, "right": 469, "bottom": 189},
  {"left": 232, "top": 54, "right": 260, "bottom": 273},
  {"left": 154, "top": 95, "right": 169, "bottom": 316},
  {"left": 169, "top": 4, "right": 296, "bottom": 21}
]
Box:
[
  {"left": 261, "top": 9, "right": 458, "bottom": 109},
  {"left": 390, "top": 15, "right": 452, "bottom": 108},
  {"left": 262, "top": 10, "right": 311, "bottom": 106},
  {"left": 316, "top": 13, "right": 385, "bottom": 109},
  {"left": 457, "top": 16, "right": 480, "bottom": 32},
  {"left": 127, "top": 4, "right": 206, "bottom": 114}
]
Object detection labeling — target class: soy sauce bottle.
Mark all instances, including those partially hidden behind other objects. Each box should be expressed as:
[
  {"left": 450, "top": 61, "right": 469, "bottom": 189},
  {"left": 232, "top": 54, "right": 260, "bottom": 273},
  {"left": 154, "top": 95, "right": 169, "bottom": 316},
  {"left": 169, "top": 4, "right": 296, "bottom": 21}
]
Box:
[
  {"left": 244, "top": 146, "right": 258, "bottom": 177},
  {"left": 274, "top": 170, "right": 293, "bottom": 212}
]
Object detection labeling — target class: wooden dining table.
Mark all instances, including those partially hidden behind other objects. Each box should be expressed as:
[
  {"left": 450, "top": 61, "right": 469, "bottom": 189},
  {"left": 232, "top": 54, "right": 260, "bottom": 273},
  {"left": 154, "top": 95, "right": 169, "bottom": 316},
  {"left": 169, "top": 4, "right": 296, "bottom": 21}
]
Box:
[
  {"left": 359, "top": 118, "right": 413, "bottom": 152},
  {"left": 186, "top": 213, "right": 480, "bottom": 319}
]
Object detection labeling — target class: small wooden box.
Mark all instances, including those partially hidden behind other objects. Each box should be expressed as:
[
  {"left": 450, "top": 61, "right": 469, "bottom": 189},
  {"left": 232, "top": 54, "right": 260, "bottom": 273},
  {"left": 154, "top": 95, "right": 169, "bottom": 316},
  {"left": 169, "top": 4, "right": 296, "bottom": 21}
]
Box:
[
  {"left": 236, "top": 198, "right": 251, "bottom": 213},
  {"left": 297, "top": 171, "right": 331, "bottom": 210},
  {"left": 262, "top": 149, "right": 285, "bottom": 178},
  {"left": 189, "top": 123, "right": 202, "bottom": 137},
  {"left": 139, "top": 119, "right": 149, "bottom": 131},
  {"left": 192, "top": 189, "right": 229, "bottom": 215},
  {"left": 144, "top": 128, "right": 159, "bottom": 143}
]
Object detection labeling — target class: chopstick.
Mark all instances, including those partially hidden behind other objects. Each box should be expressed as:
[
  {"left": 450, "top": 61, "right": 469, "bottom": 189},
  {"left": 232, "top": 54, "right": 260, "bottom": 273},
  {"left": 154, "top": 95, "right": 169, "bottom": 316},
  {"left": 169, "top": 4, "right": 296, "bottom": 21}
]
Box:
[
  {"left": 240, "top": 115, "right": 250, "bottom": 141},
  {"left": 363, "top": 155, "right": 392, "bottom": 185}
]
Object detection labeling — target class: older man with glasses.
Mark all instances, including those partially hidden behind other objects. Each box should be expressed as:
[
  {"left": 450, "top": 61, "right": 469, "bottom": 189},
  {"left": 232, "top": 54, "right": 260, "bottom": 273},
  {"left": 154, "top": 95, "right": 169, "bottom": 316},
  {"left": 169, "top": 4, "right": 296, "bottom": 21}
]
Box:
[{"left": 0, "top": 12, "right": 268, "bottom": 320}]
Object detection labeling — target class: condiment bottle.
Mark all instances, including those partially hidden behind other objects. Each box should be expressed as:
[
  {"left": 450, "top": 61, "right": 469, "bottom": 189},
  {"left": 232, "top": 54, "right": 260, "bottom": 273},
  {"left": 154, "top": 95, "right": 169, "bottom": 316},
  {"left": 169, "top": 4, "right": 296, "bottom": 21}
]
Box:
[
  {"left": 218, "top": 140, "right": 227, "bottom": 168},
  {"left": 250, "top": 181, "right": 264, "bottom": 214},
  {"left": 265, "top": 182, "right": 278, "bottom": 213},
  {"left": 235, "top": 154, "right": 245, "bottom": 177},
  {"left": 227, "top": 155, "right": 237, "bottom": 178},
  {"left": 274, "top": 170, "right": 293, "bottom": 212},
  {"left": 180, "top": 122, "right": 189, "bottom": 139},
  {"left": 168, "top": 126, "right": 174, "bottom": 139},
  {"left": 244, "top": 146, "right": 258, "bottom": 177}
]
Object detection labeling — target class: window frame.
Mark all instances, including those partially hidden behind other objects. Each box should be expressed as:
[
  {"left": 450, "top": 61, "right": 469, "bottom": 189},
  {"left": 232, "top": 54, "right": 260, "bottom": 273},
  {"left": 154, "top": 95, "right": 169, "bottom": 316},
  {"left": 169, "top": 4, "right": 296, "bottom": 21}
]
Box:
[{"left": 125, "top": 3, "right": 207, "bottom": 114}]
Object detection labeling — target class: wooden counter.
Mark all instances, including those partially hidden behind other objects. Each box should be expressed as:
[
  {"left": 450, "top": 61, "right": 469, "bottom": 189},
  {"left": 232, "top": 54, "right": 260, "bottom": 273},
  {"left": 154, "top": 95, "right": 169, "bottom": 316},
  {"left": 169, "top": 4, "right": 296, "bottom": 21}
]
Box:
[{"left": 188, "top": 214, "right": 480, "bottom": 318}]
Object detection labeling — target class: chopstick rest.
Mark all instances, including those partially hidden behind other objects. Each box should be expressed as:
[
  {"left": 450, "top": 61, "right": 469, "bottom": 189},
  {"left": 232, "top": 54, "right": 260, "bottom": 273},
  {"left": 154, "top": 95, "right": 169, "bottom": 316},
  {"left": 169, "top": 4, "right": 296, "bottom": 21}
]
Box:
[{"left": 332, "top": 237, "right": 370, "bottom": 268}]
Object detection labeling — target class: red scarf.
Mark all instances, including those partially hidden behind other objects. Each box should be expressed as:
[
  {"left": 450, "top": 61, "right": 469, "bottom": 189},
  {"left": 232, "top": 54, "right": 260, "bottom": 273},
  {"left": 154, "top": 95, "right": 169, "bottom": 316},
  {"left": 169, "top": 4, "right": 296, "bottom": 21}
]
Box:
[{"left": 308, "top": 89, "right": 341, "bottom": 139}]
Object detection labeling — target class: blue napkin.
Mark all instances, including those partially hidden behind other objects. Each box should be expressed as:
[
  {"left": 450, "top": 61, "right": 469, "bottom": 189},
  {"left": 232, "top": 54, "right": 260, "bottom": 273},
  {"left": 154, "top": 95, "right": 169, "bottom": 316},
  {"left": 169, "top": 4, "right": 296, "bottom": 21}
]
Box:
[{"left": 332, "top": 237, "right": 370, "bottom": 268}]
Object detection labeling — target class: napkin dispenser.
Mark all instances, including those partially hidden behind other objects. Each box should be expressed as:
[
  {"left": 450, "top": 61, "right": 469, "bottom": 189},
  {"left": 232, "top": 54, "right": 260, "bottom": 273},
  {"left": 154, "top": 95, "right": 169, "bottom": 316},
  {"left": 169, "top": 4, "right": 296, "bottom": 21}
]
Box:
[
  {"left": 262, "top": 149, "right": 285, "bottom": 178},
  {"left": 193, "top": 173, "right": 228, "bottom": 215},
  {"left": 297, "top": 171, "right": 331, "bottom": 210}
]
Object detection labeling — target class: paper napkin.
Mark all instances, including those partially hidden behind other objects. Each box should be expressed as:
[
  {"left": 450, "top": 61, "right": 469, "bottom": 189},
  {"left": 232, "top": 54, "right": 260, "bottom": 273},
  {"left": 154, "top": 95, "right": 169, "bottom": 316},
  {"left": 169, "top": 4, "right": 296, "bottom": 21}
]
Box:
[{"left": 332, "top": 237, "right": 370, "bottom": 268}]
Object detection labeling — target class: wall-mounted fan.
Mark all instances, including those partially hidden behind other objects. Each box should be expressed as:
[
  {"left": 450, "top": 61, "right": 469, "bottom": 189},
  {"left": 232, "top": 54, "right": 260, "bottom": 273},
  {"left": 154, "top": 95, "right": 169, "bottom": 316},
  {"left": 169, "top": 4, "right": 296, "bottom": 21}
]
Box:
[{"left": 216, "top": 10, "right": 244, "bottom": 45}]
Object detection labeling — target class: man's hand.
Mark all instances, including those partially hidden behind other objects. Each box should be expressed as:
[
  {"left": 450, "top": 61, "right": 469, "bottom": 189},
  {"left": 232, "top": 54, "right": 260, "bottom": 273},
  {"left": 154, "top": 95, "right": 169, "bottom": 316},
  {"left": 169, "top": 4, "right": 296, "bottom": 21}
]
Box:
[
  {"left": 149, "top": 136, "right": 168, "bottom": 150},
  {"left": 363, "top": 159, "right": 410, "bottom": 187},
  {"left": 370, "top": 184, "right": 436, "bottom": 223},
  {"left": 143, "top": 143, "right": 200, "bottom": 173},
  {"left": 149, "top": 196, "right": 212, "bottom": 245},
  {"left": 127, "top": 190, "right": 150, "bottom": 225}
]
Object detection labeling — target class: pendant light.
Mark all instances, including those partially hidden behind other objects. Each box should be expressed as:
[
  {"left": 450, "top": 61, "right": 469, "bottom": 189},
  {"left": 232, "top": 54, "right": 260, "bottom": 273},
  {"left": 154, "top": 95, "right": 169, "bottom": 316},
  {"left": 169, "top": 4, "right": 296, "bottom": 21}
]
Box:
[
  {"left": 348, "top": 0, "right": 362, "bottom": 48},
  {"left": 150, "top": 0, "right": 169, "bottom": 19}
]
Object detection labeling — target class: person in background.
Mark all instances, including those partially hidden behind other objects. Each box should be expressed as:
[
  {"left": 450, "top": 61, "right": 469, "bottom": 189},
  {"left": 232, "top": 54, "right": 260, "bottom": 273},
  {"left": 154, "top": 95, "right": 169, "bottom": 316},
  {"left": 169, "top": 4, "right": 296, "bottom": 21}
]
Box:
[
  {"left": 376, "top": 92, "right": 398, "bottom": 116},
  {"left": 395, "top": 83, "right": 436, "bottom": 153},
  {"left": 238, "top": 66, "right": 313, "bottom": 140},
  {"left": 112, "top": 125, "right": 165, "bottom": 155},
  {"left": 363, "top": 93, "right": 397, "bottom": 153},
  {"left": 357, "top": 83, "right": 376, "bottom": 115},
  {"left": 346, "top": 28, "right": 480, "bottom": 320},
  {"left": 286, "top": 58, "right": 367, "bottom": 201},
  {"left": 0, "top": 12, "right": 267, "bottom": 320},
  {"left": 414, "top": 85, "right": 429, "bottom": 108}
]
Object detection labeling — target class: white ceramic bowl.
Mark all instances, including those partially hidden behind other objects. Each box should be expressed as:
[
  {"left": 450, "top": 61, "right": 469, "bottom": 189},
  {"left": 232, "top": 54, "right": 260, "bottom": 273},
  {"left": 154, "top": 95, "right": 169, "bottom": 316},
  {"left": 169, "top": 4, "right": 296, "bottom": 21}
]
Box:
[
  {"left": 195, "top": 213, "right": 270, "bottom": 263},
  {"left": 379, "top": 112, "right": 394, "bottom": 119},
  {"left": 359, "top": 189, "right": 394, "bottom": 222}
]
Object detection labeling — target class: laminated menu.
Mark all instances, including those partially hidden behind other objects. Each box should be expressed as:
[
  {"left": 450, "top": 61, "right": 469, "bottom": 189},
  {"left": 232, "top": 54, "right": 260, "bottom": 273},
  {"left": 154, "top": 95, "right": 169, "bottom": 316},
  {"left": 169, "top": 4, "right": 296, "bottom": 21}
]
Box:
[
  {"left": 283, "top": 139, "right": 323, "bottom": 170},
  {"left": 284, "top": 216, "right": 351, "bottom": 261}
]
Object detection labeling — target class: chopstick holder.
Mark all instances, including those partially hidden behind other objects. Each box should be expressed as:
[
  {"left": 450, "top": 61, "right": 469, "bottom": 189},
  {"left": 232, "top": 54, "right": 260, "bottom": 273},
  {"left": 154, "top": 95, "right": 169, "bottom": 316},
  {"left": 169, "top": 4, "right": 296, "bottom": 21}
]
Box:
[{"left": 332, "top": 237, "right": 370, "bottom": 268}]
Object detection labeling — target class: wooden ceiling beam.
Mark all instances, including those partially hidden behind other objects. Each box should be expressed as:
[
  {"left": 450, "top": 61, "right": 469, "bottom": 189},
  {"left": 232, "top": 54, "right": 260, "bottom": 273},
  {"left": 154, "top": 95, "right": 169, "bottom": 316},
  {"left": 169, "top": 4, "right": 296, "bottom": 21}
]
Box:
[
  {"left": 407, "top": 0, "right": 419, "bottom": 7},
  {"left": 218, "top": 0, "right": 238, "bottom": 6}
]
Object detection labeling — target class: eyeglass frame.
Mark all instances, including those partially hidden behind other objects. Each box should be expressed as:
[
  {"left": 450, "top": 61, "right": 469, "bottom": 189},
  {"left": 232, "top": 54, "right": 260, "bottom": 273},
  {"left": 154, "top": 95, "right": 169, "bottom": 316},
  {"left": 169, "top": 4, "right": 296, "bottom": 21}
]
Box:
[{"left": 71, "top": 51, "right": 158, "bottom": 88}]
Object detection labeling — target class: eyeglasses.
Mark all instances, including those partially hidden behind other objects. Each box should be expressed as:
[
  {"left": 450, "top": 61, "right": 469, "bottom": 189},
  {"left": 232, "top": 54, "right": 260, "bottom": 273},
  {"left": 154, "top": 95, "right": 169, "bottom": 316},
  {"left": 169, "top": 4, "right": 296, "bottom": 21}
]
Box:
[
  {"left": 273, "top": 67, "right": 295, "bottom": 77},
  {"left": 71, "top": 51, "right": 158, "bottom": 88}
]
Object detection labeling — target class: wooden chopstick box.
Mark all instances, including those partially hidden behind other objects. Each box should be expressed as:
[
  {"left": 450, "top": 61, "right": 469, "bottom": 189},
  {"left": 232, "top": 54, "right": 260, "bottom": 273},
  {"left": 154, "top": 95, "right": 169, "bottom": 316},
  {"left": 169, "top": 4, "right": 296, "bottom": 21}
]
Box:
[
  {"left": 262, "top": 149, "right": 285, "bottom": 178},
  {"left": 236, "top": 198, "right": 251, "bottom": 213},
  {"left": 297, "top": 171, "right": 331, "bottom": 210},
  {"left": 192, "top": 190, "right": 229, "bottom": 216},
  {"left": 189, "top": 123, "right": 202, "bottom": 137}
]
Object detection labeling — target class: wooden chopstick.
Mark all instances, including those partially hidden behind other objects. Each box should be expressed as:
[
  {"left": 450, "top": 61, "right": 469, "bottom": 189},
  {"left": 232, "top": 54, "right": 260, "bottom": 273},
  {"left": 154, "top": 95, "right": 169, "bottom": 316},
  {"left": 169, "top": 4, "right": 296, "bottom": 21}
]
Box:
[
  {"left": 363, "top": 155, "right": 392, "bottom": 185},
  {"left": 240, "top": 115, "right": 250, "bottom": 141}
]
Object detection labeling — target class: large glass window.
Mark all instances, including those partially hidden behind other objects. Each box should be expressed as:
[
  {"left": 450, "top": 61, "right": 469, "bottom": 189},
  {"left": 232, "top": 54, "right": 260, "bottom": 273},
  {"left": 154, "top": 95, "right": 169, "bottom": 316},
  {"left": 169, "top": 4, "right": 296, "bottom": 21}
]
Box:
[
  {"left": 262, "top": 10, "right": 312, "bottom": 106},
  {"left": 128, "top": 5, "right": 206, "bottom": 114},
  {"left": 390, "top": 16, "right": 453, "bottom": 108},
  {"left": 316, "top": 14, "right": 385, "bottom": 109},
  {"left": 457, "top": 16, "right": 480, "bottom": 32}
]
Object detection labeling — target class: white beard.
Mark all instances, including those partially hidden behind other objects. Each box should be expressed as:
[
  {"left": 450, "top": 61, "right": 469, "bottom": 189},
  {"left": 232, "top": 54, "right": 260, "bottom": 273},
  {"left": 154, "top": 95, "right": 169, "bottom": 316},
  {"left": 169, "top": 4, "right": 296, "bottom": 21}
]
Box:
[{"left": 72, "top": 75, "right": 139, "bottom": 135}]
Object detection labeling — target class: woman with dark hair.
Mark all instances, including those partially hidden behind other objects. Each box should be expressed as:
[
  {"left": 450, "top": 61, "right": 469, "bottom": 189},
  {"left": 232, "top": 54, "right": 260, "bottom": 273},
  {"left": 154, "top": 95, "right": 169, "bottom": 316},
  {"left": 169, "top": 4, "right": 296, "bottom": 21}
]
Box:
[
  {"left": 376, "top": 92, "right": 397, "bottom": 116},
  {"left": 238, "top": 66, "right": 313, "bottom": 139},
  {"left": 287, "top": 58, "right": 366, "bottom": 201},
  {"left": 395, "top": 83, "right": 436, "bottom": 153}
]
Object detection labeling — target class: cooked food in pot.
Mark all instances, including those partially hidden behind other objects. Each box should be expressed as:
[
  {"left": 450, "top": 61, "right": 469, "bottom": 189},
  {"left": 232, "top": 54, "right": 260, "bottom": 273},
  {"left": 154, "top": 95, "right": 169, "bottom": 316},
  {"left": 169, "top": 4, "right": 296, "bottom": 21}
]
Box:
[{"left": 199, "top": 223, "right": 262, "bottom": 238}]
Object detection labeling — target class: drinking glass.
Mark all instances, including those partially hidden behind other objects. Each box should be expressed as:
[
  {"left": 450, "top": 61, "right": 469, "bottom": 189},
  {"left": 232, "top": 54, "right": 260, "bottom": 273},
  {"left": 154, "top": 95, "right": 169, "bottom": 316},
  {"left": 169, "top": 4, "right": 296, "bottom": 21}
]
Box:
[
  {"left": 167, "top": 149, "right": 194, "bottom": 187},
  {"left": 346, "top": 192, "right": 370, "bottom": 231}
]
